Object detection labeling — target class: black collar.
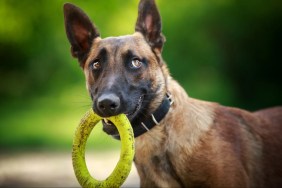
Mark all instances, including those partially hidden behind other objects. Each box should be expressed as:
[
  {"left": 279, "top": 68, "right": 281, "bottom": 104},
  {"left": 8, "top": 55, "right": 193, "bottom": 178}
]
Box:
[{"left": 113, "top": 93, "right": 173, "bottom": 140}]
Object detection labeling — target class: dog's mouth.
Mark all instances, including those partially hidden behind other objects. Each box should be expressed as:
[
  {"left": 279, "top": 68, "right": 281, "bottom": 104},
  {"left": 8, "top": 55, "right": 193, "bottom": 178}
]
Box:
[
  {"left": 102, "top": 95, "right": 144, "bottom": 136},
  {"left": 126, "top": 95, "right": 144, "bottom": 120}
]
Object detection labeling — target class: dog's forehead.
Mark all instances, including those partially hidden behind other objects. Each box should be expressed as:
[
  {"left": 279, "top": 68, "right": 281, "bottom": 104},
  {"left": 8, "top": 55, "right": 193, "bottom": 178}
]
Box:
[
  {"left": 92, "top": 33, "right": 150, "bottom": 53},
  {"left": 102, "top": 35, "right": 136, "bottom": 44}
]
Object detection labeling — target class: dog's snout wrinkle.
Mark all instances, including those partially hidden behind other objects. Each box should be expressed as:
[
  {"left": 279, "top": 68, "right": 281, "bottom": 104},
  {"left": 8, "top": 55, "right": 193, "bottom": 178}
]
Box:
[{"left": 96, "top": 93, "right": 121, "bottom": 117}]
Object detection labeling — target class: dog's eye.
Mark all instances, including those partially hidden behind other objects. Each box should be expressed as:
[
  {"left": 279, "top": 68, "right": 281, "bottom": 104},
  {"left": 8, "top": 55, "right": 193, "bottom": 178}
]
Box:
[
  {"left": 90, "top": 60, "right": 101, "bottom": 70},
  {"left": 130, "top": 58, "right": 142, "bottom": 69}
]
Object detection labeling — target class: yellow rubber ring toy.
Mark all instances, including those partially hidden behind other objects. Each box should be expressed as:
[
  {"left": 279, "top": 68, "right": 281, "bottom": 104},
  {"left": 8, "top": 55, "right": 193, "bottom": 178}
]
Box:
[{"left": 72, "top": 109, "right": 135, "bottom": 188}]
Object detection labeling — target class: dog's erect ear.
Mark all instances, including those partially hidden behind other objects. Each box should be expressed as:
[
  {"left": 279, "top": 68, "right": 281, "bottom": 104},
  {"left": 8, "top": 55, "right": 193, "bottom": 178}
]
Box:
[
  {"left": 63, "top": 3, "right": 99, "bottom": 65},
  {"left": 135, "top": 0, "right": 165, "bottom": 51}
]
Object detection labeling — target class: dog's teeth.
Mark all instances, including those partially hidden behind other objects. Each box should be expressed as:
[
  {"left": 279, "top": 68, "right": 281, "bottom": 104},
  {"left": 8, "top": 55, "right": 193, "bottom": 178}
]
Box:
[{"left": 104, "top": 118, "right": 111, "bottom": 125}]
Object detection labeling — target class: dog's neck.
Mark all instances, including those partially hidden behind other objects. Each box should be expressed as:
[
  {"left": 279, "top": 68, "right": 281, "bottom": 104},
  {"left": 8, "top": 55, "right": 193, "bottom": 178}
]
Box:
[{"left": 135, "top": 76, "right": 215, "bottom": 154}]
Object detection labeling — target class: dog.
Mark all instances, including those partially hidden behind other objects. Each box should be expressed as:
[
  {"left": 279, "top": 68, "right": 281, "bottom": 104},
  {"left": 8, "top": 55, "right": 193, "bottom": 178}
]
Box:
[{"left": 63, "top": 0, "right": 282, "bottom": 187}]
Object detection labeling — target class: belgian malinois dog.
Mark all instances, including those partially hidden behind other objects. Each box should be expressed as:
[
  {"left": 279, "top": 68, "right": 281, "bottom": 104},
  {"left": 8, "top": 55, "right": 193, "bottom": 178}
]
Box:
[{"left": 64, "top": 0, "right": 282, "bottom": 187}]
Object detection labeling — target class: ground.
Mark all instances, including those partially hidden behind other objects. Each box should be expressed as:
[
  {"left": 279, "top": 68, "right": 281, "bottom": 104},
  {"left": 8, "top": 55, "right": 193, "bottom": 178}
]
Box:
[{"left": 0, "top": 150, "right": 139, "bottom": 187}]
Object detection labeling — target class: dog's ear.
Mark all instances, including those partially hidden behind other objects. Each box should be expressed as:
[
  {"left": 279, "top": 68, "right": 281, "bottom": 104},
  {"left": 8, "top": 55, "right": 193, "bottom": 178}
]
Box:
[
  {"left": 63, "top": 3, "right": 99, "bottom": 65},
  {"left": 135, "top": 0, "right": 165, "bottom": 52}
]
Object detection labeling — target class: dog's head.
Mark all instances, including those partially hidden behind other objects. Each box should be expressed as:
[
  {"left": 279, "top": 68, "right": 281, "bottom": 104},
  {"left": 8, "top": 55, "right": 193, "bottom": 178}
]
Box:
[{"left": 64, "top": 0, "right": 168, "bottom": 135}]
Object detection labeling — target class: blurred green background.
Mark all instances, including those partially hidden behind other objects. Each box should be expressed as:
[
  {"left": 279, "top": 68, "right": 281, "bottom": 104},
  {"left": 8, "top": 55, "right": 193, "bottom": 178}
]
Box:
[{"left": 0, "top": 0, "right": 281, "bottom": 151}]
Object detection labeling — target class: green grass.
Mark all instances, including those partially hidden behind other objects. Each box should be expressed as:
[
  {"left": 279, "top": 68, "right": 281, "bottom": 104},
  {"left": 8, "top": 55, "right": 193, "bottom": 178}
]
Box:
[{"left": 0, "top": 84, "right": 120, "bottom": 151}]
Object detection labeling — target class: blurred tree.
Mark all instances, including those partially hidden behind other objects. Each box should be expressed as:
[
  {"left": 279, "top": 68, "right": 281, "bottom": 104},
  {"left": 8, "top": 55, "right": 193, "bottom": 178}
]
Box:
[
  {"left": 0, "top": 0, "right": 70, "bottom": 99},
  {"left": 206, "top": 0, "right": 282, "bottom": 110},
  {"left": 161, "top": 0, "right": 282, "bottom": 110}
]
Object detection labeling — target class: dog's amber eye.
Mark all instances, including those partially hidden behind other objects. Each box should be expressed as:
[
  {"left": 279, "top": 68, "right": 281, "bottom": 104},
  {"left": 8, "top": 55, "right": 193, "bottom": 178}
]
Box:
[
  {"left": 131, "top": 58, "right": 142, "bottom": 69},
  {"left": 91, "top": 60, "right": 101, "bottom": 70}
]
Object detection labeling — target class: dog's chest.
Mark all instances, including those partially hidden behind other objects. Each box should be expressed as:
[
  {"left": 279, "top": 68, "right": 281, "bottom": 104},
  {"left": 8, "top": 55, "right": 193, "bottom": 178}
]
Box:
[{"left": 133, "top": 128, "right": 182, "bottom": 187}]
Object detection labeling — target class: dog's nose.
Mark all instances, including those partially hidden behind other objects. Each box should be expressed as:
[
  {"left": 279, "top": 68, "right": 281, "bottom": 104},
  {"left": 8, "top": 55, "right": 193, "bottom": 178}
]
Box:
[{"left": 96, "top": 93, "right": 121, "bottom": 117}]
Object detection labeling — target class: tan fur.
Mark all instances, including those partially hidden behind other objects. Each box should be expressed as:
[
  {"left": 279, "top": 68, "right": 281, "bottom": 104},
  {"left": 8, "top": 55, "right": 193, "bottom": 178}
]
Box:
[
  {"left": 131, "top": 40, "right": 282, "bottom": 187},
  {"left": 135, "top": 67, "right": 282, "bottom": 187},
  {"left": 135, "top": 72, "right": 282, "bottom": 187}
]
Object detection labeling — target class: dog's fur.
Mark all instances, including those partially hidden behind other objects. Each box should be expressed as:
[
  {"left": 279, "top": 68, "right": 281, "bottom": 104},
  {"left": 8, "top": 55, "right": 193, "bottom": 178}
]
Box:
[{"left": 64, "top": 0, "right": 282, "bottom": 187}]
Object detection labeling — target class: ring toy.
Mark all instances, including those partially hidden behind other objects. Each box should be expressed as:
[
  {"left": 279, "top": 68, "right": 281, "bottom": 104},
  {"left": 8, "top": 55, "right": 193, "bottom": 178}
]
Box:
[{"left": 72, "top": 109, "right": 135, "bottom": 188}]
